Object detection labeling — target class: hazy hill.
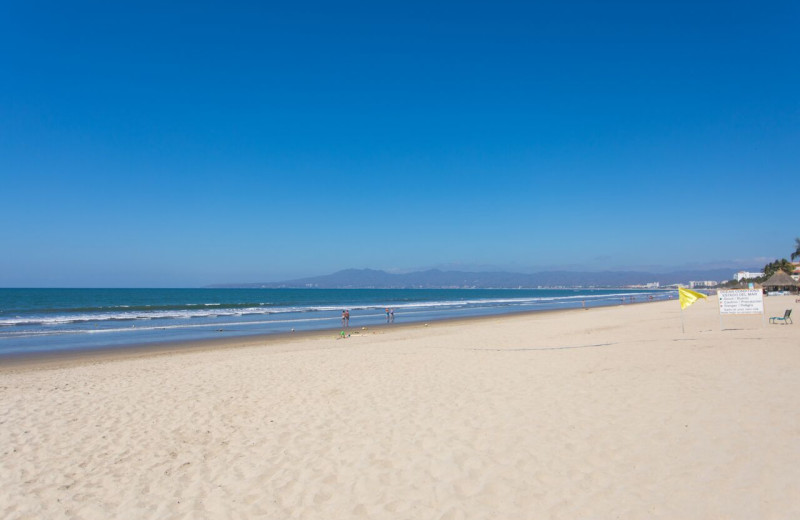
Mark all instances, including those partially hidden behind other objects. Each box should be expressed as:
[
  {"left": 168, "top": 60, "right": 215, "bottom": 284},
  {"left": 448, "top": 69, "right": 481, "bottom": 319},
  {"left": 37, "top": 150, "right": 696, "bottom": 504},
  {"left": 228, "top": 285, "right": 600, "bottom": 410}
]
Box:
[{"left": 208, "top": 267, "right": 747, "bottom": 289}]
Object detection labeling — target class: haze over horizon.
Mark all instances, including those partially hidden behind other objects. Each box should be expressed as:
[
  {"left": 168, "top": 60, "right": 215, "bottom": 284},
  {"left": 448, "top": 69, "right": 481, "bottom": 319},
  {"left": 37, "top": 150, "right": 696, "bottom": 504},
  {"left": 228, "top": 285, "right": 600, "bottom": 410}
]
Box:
[{"left": 2, "top": 1, "right": 797, "bottom": 288}]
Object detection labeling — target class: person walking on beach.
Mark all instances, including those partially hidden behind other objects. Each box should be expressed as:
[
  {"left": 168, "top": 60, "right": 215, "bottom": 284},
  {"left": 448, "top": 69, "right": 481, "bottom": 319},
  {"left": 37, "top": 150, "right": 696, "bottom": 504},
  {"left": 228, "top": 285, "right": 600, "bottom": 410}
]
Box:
[
  {"left": 344, "top": 309, "right": 350, "bottom": 328},
  {"left": 390, "top": 308, "right": 395, "bottom": 323},
  {"left": 342, "top": 310, "right": 347, "bottom": 328},
  {"left": 386, "top": 308, "right": 390, "bottom": 322}
]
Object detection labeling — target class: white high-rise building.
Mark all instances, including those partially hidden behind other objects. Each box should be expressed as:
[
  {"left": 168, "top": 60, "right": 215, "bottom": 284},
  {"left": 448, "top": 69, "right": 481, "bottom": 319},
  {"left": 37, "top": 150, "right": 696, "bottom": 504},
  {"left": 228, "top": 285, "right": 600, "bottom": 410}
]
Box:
[{"left": 734, "top": 271, "right": 764, "bottom": 282}]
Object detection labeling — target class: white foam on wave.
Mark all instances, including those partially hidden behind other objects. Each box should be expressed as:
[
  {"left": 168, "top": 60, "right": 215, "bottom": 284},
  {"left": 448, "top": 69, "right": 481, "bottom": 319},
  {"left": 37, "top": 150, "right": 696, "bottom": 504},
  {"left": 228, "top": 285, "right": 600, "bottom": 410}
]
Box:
[
  {"left": 0, "top": 315, "right": 342, "bottom": 339},
  {"left": 0, "top": 306, "right": 286, "bottom": 327}
]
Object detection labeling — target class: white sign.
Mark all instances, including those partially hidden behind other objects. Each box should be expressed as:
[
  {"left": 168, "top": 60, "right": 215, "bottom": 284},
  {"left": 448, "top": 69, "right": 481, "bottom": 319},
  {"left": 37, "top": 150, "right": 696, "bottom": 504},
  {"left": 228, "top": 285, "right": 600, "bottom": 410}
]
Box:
[{"left": 718, "top": 289, "right": 764, "bottom": 315}]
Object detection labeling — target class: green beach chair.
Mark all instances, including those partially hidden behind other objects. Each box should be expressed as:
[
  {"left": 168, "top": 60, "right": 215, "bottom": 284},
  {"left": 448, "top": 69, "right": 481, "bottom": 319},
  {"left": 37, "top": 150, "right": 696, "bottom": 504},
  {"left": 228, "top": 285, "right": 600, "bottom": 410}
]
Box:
[{"left": 769, "top": 309, "right": 793, "bottom": 324}]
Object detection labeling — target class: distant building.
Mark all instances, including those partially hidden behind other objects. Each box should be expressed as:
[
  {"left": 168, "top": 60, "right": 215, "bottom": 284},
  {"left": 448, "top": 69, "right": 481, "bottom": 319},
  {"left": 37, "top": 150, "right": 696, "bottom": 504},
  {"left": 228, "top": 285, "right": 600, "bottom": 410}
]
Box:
[
  {"left": 734, "top": 271, "right": 764, "bottom": 281},
  {"left": 793, "top": 262, "right": 800, "bottom": 282},
  {"left": 689, "top": 280, "right": 717, "bottom": 289},
  {"left": 645, "top": 282, "right": 660, "bottom": 289}
]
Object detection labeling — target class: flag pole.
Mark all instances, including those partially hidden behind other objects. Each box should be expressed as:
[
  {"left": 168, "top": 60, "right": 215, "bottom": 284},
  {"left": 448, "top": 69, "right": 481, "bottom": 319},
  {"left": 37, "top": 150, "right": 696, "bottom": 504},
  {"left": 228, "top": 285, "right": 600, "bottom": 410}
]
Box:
[
  {"left": 678, "top": 286, "right": 707, "bottom": 333},
  {"left": 681, "top": 307, "right": 685, "bottom": 334}
]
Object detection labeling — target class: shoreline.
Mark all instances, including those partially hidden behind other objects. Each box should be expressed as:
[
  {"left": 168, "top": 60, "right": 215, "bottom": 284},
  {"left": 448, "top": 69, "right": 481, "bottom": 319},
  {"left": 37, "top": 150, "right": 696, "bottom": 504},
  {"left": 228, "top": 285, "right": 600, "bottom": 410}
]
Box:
[
  {"left": 0, "top": 287, "right": 673, "bottom": 362},
  {"left": 0, "top": 298, "right": 668, "bottom": 372}
]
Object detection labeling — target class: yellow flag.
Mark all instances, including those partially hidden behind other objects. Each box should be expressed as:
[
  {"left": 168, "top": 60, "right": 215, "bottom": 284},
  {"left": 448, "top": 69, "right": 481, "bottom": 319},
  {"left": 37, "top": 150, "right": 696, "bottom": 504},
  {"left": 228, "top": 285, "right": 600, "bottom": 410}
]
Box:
[{"left": 678, "top": 287, "right": 707, "bottom": 310}]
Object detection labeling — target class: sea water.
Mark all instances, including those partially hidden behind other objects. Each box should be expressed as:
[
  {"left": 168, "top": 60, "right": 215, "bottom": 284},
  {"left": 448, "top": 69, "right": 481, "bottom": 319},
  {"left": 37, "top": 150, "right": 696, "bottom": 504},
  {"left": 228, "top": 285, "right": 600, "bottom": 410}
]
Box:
[{"left": 0, "top": 288, "right": 672, "bottom": 357}]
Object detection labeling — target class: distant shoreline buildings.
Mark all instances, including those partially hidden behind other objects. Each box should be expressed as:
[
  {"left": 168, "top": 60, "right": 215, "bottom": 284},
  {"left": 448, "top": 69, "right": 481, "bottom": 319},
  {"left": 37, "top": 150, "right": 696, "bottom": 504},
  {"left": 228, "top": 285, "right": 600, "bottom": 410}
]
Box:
[
  {"left": 625, "top": 282, "right": 660, "bottom": 289},
  {"left": 689, "top": 280, "right": 718, "bottom": 289}
]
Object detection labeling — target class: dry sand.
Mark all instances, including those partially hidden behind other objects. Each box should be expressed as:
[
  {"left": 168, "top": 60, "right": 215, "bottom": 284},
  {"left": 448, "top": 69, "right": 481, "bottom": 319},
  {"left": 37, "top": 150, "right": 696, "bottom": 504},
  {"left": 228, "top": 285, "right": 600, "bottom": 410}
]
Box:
[{"left": 1, "top": 295, "right": 798, "bottom": 519}]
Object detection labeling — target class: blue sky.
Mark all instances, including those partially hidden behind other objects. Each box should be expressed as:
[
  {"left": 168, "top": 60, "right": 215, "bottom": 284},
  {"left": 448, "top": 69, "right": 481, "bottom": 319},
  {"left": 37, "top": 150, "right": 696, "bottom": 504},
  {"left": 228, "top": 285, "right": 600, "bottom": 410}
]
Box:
[{"left": 1, "top": 1, "right": 798, "bottom": 287}]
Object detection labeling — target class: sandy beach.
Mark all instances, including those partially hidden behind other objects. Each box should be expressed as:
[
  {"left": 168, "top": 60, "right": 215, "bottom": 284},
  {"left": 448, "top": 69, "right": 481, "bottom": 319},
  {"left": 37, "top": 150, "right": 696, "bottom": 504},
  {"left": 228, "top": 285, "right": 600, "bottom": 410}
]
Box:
[{"left": 1, "top": 295, "right": 798, "bottom": 519}]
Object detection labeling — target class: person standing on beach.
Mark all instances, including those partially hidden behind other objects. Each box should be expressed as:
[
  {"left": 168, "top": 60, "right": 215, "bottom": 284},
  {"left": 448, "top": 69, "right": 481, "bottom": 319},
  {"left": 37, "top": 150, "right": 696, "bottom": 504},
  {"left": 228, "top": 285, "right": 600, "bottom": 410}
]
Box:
[
  {"left": 390, "top": 308, "right": 395, "bottom": 323},
  {"left": 344, "top": 310, "right": 350, "bottom": 328},
  {"left": 342, "top": 310, "right": 347, "bottom": 327},
  {"left": 386, "top": 308, "right": 390, "bottom": 322}
]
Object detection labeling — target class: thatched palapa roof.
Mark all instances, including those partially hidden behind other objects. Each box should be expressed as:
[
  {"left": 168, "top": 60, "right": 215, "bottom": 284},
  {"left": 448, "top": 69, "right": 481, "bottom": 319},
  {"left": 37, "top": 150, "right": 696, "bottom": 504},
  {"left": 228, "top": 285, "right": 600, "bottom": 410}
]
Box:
[{"left": 761, "top": 270, "right": 800, "bottom": 288}]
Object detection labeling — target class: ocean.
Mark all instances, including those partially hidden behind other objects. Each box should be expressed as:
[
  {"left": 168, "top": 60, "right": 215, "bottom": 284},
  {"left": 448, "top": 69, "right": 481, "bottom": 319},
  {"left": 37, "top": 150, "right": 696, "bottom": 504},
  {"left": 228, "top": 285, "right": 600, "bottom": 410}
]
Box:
[{"left": 0, "top": 288, "right": 673, "bottom": 357}]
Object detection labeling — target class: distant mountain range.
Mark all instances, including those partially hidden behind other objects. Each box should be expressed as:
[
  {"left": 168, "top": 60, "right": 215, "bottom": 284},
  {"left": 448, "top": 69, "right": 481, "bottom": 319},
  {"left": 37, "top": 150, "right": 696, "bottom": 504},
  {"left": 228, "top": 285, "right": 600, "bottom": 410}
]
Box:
[{"left": 208, "top": 267, "right": 750, "bottom": 289}]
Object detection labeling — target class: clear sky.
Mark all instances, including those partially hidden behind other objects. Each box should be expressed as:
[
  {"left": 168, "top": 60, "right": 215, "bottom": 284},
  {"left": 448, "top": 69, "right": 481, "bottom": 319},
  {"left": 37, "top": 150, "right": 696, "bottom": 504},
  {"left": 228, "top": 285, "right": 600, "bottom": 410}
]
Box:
[{"left": 1, "top": 1, "right": 798, "bottom": 287}]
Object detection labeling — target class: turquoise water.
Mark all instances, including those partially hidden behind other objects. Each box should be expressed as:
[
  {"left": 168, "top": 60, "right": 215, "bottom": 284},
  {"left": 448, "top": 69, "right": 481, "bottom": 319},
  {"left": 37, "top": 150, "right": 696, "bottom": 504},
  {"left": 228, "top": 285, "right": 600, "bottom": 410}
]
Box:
[{"left": 0, "top": 288, "right": 672, "bottom": 357}]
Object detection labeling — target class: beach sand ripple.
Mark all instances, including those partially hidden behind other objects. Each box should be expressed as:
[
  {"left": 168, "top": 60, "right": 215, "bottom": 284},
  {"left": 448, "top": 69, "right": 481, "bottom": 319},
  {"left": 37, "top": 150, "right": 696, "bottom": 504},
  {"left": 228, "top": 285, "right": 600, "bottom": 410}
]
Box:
[{"left": 2, "top": 296, "right": 799, "bottom": 519}]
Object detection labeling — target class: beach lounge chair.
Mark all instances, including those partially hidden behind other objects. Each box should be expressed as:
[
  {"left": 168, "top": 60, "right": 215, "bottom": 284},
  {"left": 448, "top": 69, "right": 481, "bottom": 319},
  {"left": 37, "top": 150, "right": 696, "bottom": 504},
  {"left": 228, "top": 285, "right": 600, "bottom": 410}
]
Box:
[{"left": 769, "top": 309, "right": 793, "bottom": 324}]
